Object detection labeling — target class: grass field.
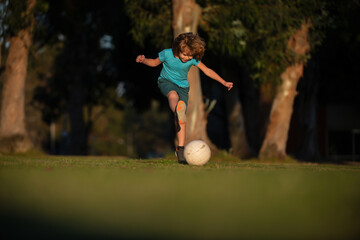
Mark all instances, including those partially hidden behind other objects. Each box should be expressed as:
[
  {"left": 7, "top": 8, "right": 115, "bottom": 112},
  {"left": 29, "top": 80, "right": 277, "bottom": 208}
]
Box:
[{"left": 1, "top": 154, "right": 360, "bottom": 239}]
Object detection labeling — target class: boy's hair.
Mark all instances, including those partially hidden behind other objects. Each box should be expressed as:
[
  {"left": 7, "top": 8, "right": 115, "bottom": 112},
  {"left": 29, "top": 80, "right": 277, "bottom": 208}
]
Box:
[{"left": 172, "top": 32, "right": 205, "bottom": 61}]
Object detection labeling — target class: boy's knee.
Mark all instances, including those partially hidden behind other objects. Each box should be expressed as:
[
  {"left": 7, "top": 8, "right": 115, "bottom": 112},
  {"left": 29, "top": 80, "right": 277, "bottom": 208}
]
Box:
[{"left": 168, "top": 91, "right": 179, "bottom": 99}]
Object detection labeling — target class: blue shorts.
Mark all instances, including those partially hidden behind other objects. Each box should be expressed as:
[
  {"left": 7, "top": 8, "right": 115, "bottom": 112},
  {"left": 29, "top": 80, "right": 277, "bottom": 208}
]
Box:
[{"left": 157, "top": 78, "right": 189, "bottom": 106}]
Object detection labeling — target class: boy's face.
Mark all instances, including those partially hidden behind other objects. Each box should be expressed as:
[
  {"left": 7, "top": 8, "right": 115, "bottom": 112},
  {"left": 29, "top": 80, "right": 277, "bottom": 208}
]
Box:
[{"left": 179, "top": 47, "right": 193, "bottom": 62}]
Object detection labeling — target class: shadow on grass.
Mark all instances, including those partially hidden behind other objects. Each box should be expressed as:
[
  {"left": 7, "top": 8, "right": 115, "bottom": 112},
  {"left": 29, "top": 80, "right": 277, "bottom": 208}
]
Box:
[{"left": 0, "top": 210, "right": 162, "bottom": 240}]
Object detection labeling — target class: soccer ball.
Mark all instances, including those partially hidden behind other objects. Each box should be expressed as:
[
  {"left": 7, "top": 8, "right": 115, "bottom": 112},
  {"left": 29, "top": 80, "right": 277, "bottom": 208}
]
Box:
[{"left": 184, "top": 140, "right": 211, "bottom": 166}]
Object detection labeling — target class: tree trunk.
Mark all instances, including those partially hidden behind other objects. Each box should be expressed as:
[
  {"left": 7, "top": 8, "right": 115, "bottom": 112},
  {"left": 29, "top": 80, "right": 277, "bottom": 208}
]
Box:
[
  {"left": 259, "top": 22, "right": 311, "bottom": 161},
  {"left": 68, "top": 69, "right": 88, "bottom": 155},
  {"left": 0, "top": 0, "right": 36, "bottom": 153},
  {"left": 172, "top": 0, "right": 216, "bottom": 151},
  {"left": 226, "top": 88, "right": 250, "bottom": 158},
  {"left": 258, "top": 83, "right": 276, "bottom": 145},
  {"left": 66, "top": 36, "right": 88, "bottom": 155},
  {"left": 295, "top": 58, "right": 322, "bottom": 161},
  {"left": 0, "top": 37, "right": 2, "bottom": 68},
  {"left": 221, "top": 62, "right": 250, "bottom": 158}
]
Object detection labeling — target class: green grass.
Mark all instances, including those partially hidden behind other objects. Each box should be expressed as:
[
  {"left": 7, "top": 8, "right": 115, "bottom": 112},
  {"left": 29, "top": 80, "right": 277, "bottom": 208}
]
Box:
[{"left": 1, "top": 155, "right": 360, "bottom": 239}]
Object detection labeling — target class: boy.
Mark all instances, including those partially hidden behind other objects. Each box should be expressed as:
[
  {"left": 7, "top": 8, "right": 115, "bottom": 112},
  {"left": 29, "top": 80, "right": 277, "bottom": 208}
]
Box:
[{"left": 136, "top": 32, "right": 233, "bottom": 164}]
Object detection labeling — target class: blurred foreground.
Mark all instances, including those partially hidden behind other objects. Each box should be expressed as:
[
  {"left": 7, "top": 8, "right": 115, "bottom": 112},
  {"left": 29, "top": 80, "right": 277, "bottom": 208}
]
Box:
[{"left": 1, "top": 156, "right": 360, "bottom": 239}]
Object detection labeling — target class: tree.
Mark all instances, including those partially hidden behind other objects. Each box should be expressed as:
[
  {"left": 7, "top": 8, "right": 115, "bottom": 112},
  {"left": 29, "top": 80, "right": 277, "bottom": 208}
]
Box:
[
  {"left": 33, "top": 1, "right": 128, "bottom": 155},
  {"left": 295, "top": 0, "right": 360, "bottom": 161},
  {"left": 259, "top": 22, "right": 311, "bottom": 160},
  {"left": 125, "top": 0, "right": 217, "bottom": 151},
  {"left": 199, "top": 2, "right": 251, "bottom": 158},
  {"left": 0, "top": 0, "right": 37, "bottom": 153},
  {"left": 199, "top": 0, "right": 329, "bottom": 160},
  {"left": 172, "top": 0, "right": 216, "bottom": 150}
]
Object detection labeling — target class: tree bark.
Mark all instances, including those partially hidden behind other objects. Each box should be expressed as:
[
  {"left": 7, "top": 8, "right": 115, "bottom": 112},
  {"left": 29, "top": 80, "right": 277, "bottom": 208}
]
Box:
[
  {"left": 68, "top": 68, "right": 88, "bottom": 155},
  {"left": 258, "top": 83, "right": 276, "bottom": 144},
  {"left": 66, "top": 34, "right": 89, "bottom": 155},
  {"left": 0, "top": 0, "right": 36, "bottom": 153},
  {"left": 221, "top": 62, "right": 250, "bottom": 158},
  {"left": 172, "top": 0, "right": 216, "bottom": 151},
  {"left": 0, "top": 37, "right": 2, "bottom": 68},
  {"left": 259, "top": 22, "right": 311, "bottom": 161},
  {"left": 226, "top": 87, "right": 250, "bottom": 158}
]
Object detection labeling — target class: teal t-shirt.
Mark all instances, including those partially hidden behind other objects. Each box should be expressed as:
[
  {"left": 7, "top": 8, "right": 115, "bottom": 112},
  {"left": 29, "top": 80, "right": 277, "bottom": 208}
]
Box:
[{"left": 158, "top": 48, "right": 200, "bottom": 88}]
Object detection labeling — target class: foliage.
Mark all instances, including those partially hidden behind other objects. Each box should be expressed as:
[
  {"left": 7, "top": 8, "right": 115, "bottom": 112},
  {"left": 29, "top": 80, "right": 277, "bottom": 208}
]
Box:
[
  {"left": 0, "top": 0, "right": 49, "bottom": 79},
  {"left": 30, "top": 42, "right": 65, "bottom": 124},
  {"left": 316, "top": 0, "right": 360, "bottom": 105},
  {"left": 124, "top": 0, "right": 172, "bottom": 50},
  {"left": 122, "top": 100, "right": 172, "bottom": 158},
  {"left": 11, "top": 0, "right": 174, "bottom": 156},
  {"left": 1, "top": 0, "right": 48, "bottom": 37},
  {"left": 199, "top": 0, "right": 330, "bottom": 85},
  {"left": 124, "top": 0, "right": 332, "bottom": 84},
  {"left": 28, "top": 1, "right": 130, "bottom": 154},
  {"left": 3, "top": 0, "right": 29, "bottom": 36}
]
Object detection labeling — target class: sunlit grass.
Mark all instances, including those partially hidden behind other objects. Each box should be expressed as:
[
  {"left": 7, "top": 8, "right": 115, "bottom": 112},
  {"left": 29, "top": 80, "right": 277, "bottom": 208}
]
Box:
[{"left": 1, "top": 155, "right": 360, "bottom": 239}]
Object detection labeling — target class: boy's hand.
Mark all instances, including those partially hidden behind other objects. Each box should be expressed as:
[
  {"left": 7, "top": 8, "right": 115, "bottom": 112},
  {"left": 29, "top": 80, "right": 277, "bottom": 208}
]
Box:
[
  {"left": 224, "top": 81, "right": 233, "bottom": 91},
  {"left": 136, "top": 55, "right": 145, "bottom": 63}
]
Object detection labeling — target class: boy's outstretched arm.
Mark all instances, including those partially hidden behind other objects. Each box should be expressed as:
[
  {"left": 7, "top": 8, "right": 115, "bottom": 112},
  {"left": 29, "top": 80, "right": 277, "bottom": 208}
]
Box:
[
  {"left": 197, "top": 62, "right": 233, "bottom": 91},
  {"left": 136, "top": 55, "right": 162, "bottom": 67}
]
